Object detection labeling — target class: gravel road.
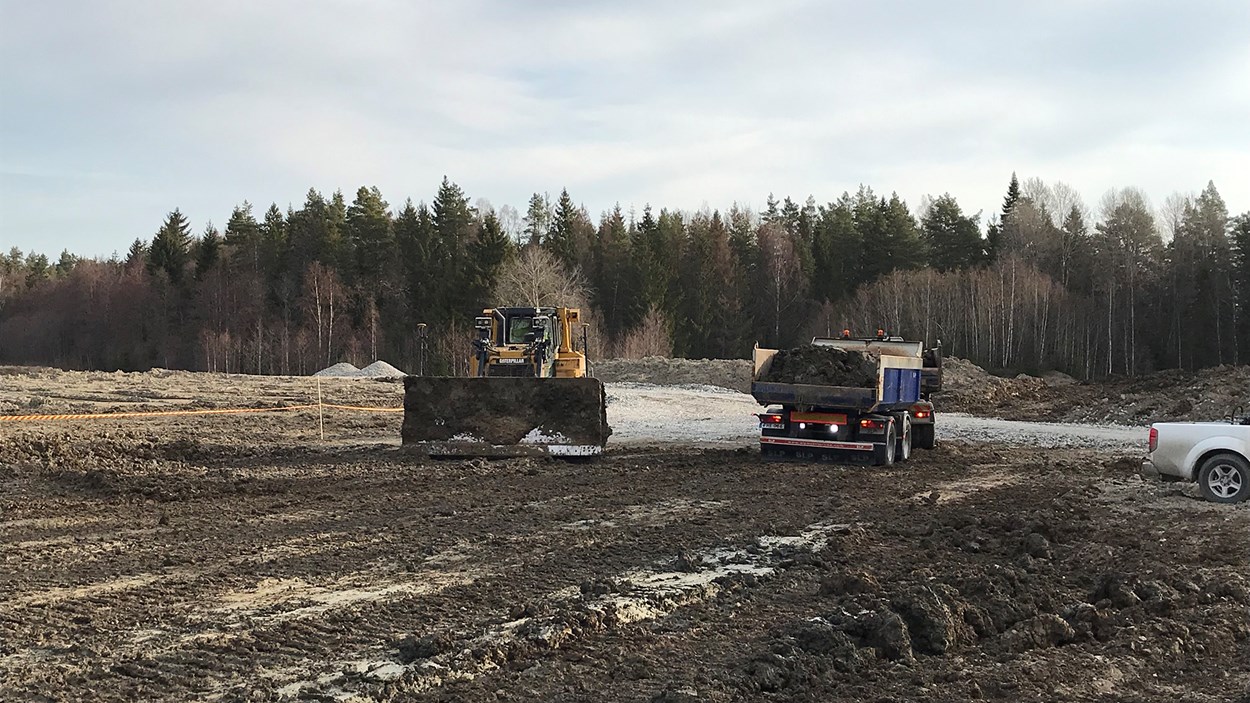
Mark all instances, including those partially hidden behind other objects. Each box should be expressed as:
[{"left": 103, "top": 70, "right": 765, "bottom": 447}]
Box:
[{"left": 606, "top": 384, "right": 1146, "bottom": 454}]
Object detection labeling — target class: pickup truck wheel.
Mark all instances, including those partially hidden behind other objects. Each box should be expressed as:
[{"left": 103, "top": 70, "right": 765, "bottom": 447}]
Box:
[
  {"left": 873, "top": 422, "right": 897, "bottom": 466},
  {"left": 1197, "top": 453, "right": 1250, "bottom": 503},
  {"left": 914, "top": 423, "right": 936, "bottom": 450}
]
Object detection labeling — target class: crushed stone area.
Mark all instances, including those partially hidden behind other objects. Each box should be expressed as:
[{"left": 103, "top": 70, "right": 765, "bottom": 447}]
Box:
[
  {"left": 1, "top": 413, "right": 1246, "bottom": 702},
  {"left": 592, "top": 357, "right": 752, "bottom": 393}
]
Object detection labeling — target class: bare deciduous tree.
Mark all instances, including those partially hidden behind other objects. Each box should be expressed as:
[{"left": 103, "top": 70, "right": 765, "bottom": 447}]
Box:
[{"left": 492, "top": 245, "right": 591, "bottom": 310}]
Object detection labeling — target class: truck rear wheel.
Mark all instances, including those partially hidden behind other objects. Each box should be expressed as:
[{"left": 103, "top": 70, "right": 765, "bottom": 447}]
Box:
[
  {"left": 914, "top": 423, "right": 936, "bottom": 450},
  {"left": 895, "top": 415, "right": 912, "bottom": 463},
  {"left": 873, "top": 421, "right": 897, "bottom": 466},
  {"left": 1197, "top": 452, "right": 1249, "bottom": 503}
]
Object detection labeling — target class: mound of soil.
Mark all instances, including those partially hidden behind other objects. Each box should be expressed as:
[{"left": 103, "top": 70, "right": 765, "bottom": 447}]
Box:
[
  {"left": 402, "top": 377, "right": 611, "bottom": 446},
  {"left": 761, "top": 346, "right": 877, "bottom": 387},
  {"left": 937, "top": 357, "right": 1250, "bottom": 425}
]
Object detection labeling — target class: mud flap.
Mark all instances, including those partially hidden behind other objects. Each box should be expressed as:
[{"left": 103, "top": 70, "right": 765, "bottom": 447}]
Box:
[{"left": 402, "top": 377, "right": 610, "bottom": 457}]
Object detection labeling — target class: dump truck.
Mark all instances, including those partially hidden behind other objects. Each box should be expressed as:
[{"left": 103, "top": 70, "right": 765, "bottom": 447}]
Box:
[
  {"left": 751, "top": 332, "right": 943, "bottom": 464},
  {"left": 401, "top": 307, "right": 610, "bottom": 457}
]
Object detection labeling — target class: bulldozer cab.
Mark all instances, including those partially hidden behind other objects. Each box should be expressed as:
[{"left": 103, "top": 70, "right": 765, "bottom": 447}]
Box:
[
  {"left": 489, "top": 308, "right": 558, "bottom": 347},
  {"left": 471, "top": 307, "right": 583, "bottom": 378}
]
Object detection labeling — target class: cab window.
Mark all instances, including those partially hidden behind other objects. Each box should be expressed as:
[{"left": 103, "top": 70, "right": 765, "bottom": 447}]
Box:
[{"left": 507, "top": 317, "right": 533, "bottom": 344}]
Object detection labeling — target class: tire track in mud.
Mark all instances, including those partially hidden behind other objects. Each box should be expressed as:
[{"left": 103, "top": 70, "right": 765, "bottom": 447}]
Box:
[
  {"left": 3, "top": 447, "right": 855, "bottom": 701},
  {"left": 11, "top": 441, "right": 1240, "bottom": 702}
]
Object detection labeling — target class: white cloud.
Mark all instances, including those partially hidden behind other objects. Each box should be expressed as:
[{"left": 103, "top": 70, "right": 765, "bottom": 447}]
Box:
[{"left": 2, "top": 0, "right": 1248, "bottom": 256}]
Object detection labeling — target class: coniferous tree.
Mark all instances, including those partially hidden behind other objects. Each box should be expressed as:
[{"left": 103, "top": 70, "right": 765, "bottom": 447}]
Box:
[
  {"left": 224, "top": 201, "right": 261, "bottom": 274},
  {"left": 523, "top": 193, "right": 550, "bottom": 247},
  {"left": 921, "top": 195, "right": 984, "bottom": 272},
  {"left": 432, "top": 177, "right": 475, "bottom": 318},
  {"left": 987, "top": 172, "right": 1021, "bottom": 261},
  {"left": 148, "top": 209, "right": 192, "bottom": 283},
  {"left": 812, "top": 196, "right": 860, "bottom": 303},
  {"left": 593, "top": 205, "right": 643, "bottom": 338},
  {"left": 545, "top": 188, "right": 579, "bottom": 269},
  {"left": 196, "top": 224, "right": 222, "bottom": 279},
  {"left": 346, "top": 186, "right": 394, "bottom": 287},
  {"left": 467, "top": 209, "right": 513, "bottom": 307}
]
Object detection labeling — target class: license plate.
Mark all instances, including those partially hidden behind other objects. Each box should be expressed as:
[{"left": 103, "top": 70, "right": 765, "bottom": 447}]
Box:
[{"left": 760, "top": 422, "right": 785, "bottom": 430}]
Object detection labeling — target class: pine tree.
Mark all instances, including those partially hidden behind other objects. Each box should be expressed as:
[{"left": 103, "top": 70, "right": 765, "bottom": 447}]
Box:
[
  {"left": 812, "top": 196, "right": 860, "bottom": 302},
  {"left": 523, "top": 192, "right": 550, "bottom": 247},
  {"left": 224, "top": 201, "right": 261, "bottom": 274},
  {"left": 545, "top": 188, "right": 579, "bottom": 269},
  {"left": 987, "top": 172, "right": 1021, "bottom": 261},
  {"left": 432, "top": 177, "right": 475, "bottom": 317},
  {"left": 125, "top": 238, "right": 148, "bottom": 269},
  {"left": 1168, "top": 182, "right": 1232, "bottom": 367},
  {"left": 593, "top": 205, "right": 644, "bottom": 338},
  {"left": 395, "top": 198, "right": 441, "bottom": 323},
  {"left": 148, "top": 208, "right": 192, "bottom": 283},
  {"left": 346, "top": 185, "right": 394, "bottom": 287},
  {"left": 921, "top": 195, "right": 984, "bottom": 272},
  {"left": 1059, "top": 205, "right": 1092, "bottom": 292},
  {"left": 196, "top": 223, "right": 222, "bottom": 279},
  {"left": 54, "top": 249, "right": 79, "bottom": 277},
  {"left": 882, "top": 193, "right": 927, "bottom": 271},
  {"left": 467, "top": 209, "right": 513, "bottom": 307}
]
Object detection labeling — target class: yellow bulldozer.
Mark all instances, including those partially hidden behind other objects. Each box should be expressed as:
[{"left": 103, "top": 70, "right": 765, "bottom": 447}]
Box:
[
  {"left": 469, "top": 307, "right": 588, "bottom": 378},
  {"left": 401, "top": 307, "right": 610, "bottom": 457}
]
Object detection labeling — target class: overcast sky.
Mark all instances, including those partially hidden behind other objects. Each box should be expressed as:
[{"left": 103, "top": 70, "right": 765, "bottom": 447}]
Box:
[{"left": 2, "top": 0, "right": 1248, "bottom": 258}]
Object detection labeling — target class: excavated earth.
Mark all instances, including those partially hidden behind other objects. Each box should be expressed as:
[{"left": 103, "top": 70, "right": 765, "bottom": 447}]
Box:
[
  {"left": 1, "top": 367, "right": 1248, "bottom": 702},
  {"left": 402, "top": 376, "right": 610, "bottom": 447},
  {"left": 759, "top": 347, "right": 879, "bottom": 388}
]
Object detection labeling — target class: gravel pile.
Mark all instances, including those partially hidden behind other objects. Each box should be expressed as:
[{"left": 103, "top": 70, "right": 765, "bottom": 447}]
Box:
[
  {"left": 313, "top": 361, "right": 406, "bottom": 378},
  {"left": 358, "top": 361, "right": 406, "bottom": 378},
  {"left": 313, "top": 362, "right": 361, "bottom": 378}
]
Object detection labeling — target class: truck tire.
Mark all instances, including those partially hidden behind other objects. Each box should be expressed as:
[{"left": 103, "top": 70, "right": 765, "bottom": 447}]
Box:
[
  {"left": 895, "top": 414, "right": 912, "bottom": 463},
  {"left": 1197, "top": 452, "right": 1250, "bottom": 503},
  {"left": 873, "top": 421, "right": 897, "bottom": 466},
  {"left": 914, "top": 423, "right": 936, "bottom": 450}
]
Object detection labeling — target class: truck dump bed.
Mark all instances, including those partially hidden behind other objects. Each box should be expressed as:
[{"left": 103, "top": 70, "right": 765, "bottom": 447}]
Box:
[{"left": 751, "top": 343, "right": 923, "bottom": 412}]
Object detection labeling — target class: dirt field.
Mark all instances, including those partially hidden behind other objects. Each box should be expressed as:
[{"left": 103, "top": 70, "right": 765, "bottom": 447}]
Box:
[{"left": 2, "top": 368, "right": 1249, "bottom": 702}]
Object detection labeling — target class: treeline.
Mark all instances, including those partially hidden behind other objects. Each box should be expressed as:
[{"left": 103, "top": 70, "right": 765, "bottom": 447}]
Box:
[{"left": 1, "top": 175, "right": 1248, "bottom": 378}]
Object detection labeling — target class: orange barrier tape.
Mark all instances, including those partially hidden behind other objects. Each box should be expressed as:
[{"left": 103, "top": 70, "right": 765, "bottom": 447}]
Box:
[
  {"left": 319, "top": 404, "right": 404, "bottom": 413},
  {"left": 0, "top": 403, "right": 403, "bottom": 422}
]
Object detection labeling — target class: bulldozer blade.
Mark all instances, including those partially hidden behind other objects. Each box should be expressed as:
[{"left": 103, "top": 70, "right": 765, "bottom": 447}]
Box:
[{"left": 402, "top": 377, "right": 610, "bottom": 457}]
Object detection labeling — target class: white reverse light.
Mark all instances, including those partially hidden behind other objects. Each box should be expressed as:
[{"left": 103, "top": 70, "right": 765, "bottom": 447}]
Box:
[
  {"left": 828, "top": 424, "right": 839, "bottom": 433},
  {"left": 798, "top": 422, "right": 807, "bottom": 430}
]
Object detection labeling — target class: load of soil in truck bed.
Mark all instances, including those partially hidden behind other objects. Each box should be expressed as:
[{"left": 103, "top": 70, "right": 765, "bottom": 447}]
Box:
[{"left": 762, "top": 346, "right": 878, "bottom": 387}]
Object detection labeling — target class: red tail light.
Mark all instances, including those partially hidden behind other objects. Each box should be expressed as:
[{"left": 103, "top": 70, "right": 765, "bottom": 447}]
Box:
[
  {"left": 1148, "top": 427, "right": 1158, "bottom": 453},
  {"left": 758, "top": 413, "right": 784, "bottom": 424},
  {"left": 860, "top": 419, "right": 885, "bottom": 430}
]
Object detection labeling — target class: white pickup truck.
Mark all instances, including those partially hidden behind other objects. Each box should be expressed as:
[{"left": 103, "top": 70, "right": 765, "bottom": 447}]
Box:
[{"left": 1142, "top": 417, "right": 1250, "bottom": 503}]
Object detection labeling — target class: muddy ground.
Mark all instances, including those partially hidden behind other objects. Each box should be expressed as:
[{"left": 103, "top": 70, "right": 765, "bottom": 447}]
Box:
[{"left": 2, "top": 370, "right": 1248, "bottom": 702}]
